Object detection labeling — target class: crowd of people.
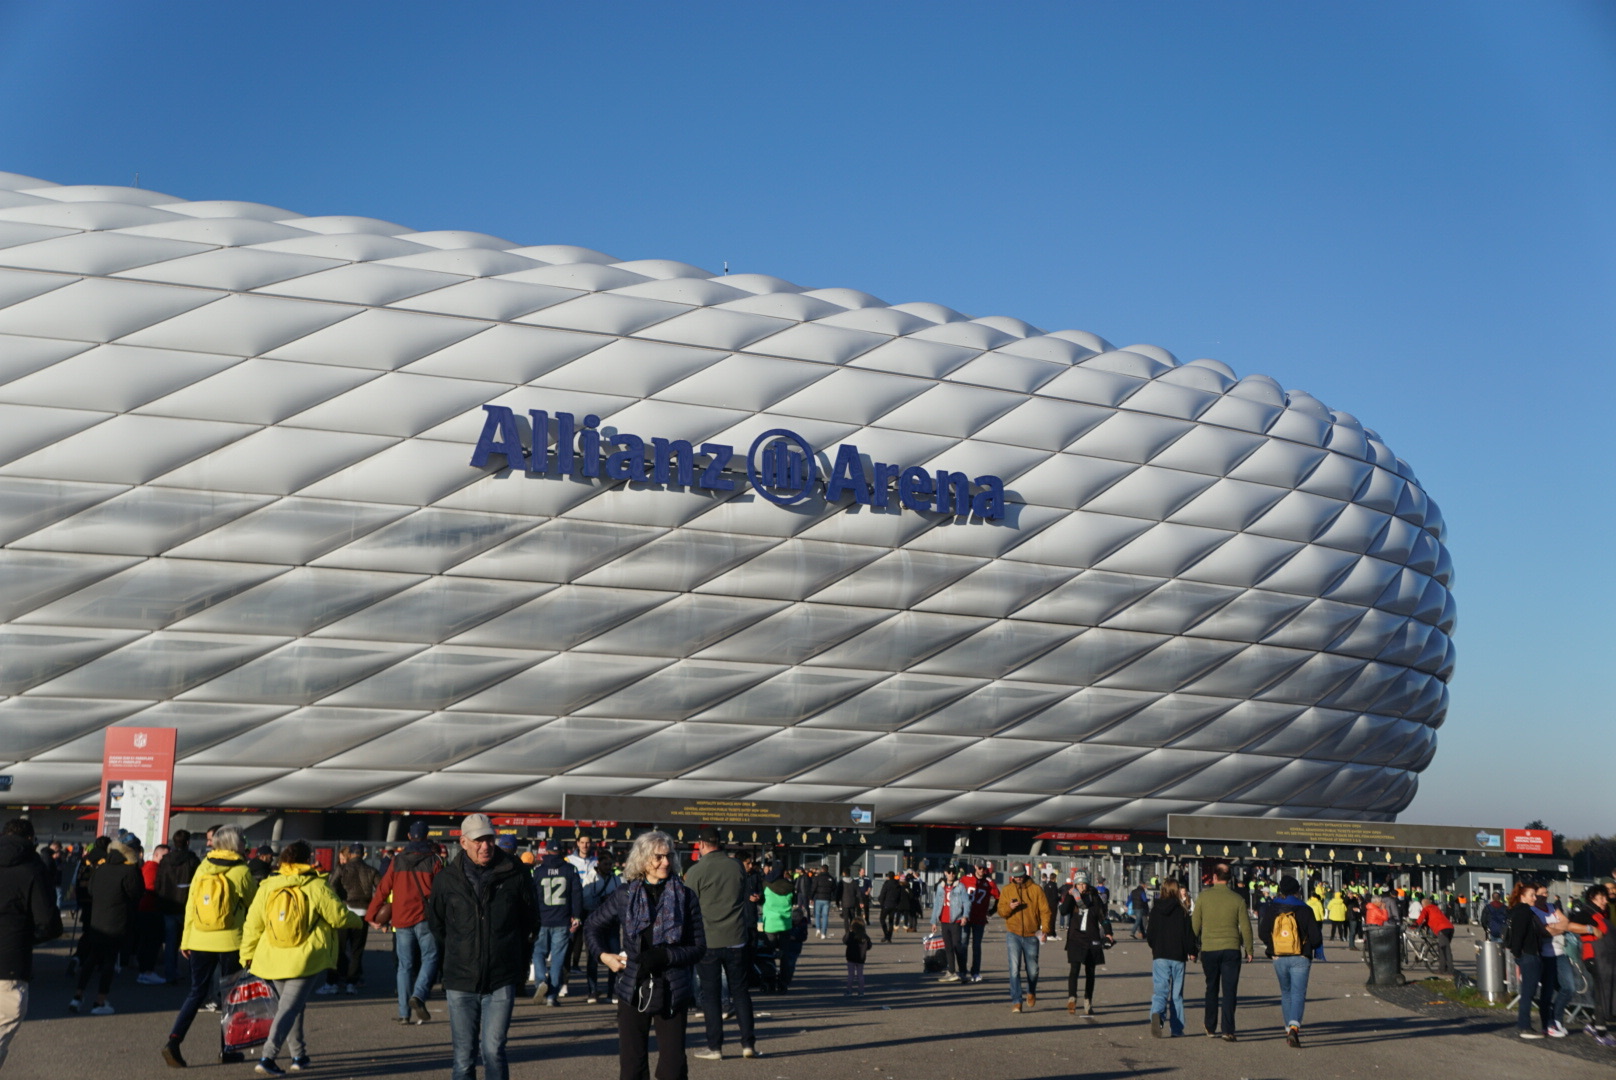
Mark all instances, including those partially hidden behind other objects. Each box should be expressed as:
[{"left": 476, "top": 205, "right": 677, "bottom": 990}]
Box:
[{"left": 2, "top": 814, "right": 1613, "bottom": 1076}]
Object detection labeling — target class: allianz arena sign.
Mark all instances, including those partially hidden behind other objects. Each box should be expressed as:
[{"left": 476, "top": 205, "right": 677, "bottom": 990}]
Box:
[{"left": 471, "top": 405, "right": 1008, "bottom": 519}]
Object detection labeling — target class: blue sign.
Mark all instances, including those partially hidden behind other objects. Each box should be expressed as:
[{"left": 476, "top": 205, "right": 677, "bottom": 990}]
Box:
[{"left": 471, "top": 405, "right": 1006, "bottom": 520}]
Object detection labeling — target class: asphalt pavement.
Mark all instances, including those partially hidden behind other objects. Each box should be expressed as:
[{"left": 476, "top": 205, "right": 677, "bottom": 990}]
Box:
[{"left": 4, "top": 919, "right": 1610, "bottom": 1079}]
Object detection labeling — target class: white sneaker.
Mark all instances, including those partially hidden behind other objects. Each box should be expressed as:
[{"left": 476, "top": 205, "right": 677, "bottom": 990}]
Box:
[
  {"left": 315, "top": 984, "right": 340, "bottom": 996},
  {"left": 558, "top": 985, "right": 569, "bottom": 998},
  {"left": 91, "top": 1003, "right": 115, "bottom": 1016},
  {"left": 1548, "top": 1022, "right": 1568, "bottom": 1038}
]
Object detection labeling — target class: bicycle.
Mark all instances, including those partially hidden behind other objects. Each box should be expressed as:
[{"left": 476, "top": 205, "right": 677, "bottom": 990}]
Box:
[{"left": 1402, "top": 926, "right": 1443, "bottom": 972}]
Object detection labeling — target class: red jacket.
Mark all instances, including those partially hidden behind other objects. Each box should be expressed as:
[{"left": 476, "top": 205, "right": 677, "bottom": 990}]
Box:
[
  {"left": 1414, "top": 902, "right": 1453, "bottom": 934},
  {"left": 367, "top": 845, "right": 442, "bottom": 929}
]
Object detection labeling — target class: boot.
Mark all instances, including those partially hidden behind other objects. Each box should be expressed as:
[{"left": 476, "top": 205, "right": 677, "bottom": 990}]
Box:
[{"left": 1067, "top": 997, "right": 1077, "bottom": 1014}]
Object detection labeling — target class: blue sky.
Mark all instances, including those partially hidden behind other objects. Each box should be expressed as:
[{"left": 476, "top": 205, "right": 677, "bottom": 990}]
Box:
[{"left": 3, "top": 2, "right": 1613, "bottom": 834}]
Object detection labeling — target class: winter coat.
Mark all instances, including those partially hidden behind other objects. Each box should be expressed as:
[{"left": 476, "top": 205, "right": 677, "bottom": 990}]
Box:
[
  {"left": 878, "top": 878, "right": 905, "bottom": 911},
  {"left": 1146, "top": 896, "right": 1197, "bottom": 962},
  {"left": 533, "top": 853, "right": 582, "bottom": 930},
  {"left": 1190, "top": 883, "right": 1254, "bottom": 955},
  {"left": 1504, "top": 902, "right": 1552, "bottom": 959},
  {"left": 155, "top": 846, "right": 201, "bottom": 917},
  {"left": 1326, "top": 894, "right": 1348, "bottom": 922},
  {"left": 1061, "top": 889, "right": 1112, "bottom": 964},
  {"left": 1257, "top": 895, "right": 1324, "bottom": 959},
  {"left": 427, "top": 850, "right": 539, "bottom": 995},
  {"left": 762, "top": 879, "right": 796, "bottom": 934},
  {"left": 933, "top": 879, "right": 967, "bottom": 924},
  {"left": 330, "top": 857, "right": 381, "bottom": 911},
  {"left": 684, "top": 851, "right": 749, "bottom": 949},
  {"left": 181, "top": 850, "right": 260, "bottom": 952},
  {"left": 85, "top": 846, "right": 145, "bottom": 938},
  {"left": 844, "top": 925, "right": 872, "bottom": 964},
  {"left": 0, "top": 834, "right": 62, "bottom": 980},
  {"left": 839, "top": 878, "right": 861, "bottom": 913},
  {"left": 808, "top": 873, "right": 836, "bottom": 903},
  {"left": 240, "top": 865, "right": 360, "bottom": 981},
  {"left": 582, "top": 871, "right": 620, "bottom": 915},
  {"left": 367, "top": 842, "right": 441, "bottom": 929},
  {"left": 998, "top": 878, "right": 1053, "bottom": 938},
  {"left": 583, "top": 877, "right": 706, "bottom": 1009}
]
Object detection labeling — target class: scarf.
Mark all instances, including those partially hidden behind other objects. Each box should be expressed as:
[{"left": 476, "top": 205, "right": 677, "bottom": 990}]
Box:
[{"left": 623, "top": 878, "right": 685, "bottom": 947}]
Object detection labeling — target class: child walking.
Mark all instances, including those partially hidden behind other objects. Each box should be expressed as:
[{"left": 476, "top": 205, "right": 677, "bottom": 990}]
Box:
[{"left": 844, "top": 916, "right": 872, "bottom": 996}]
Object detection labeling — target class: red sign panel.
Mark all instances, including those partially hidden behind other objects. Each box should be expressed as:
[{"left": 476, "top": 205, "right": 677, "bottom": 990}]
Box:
[
  {"left": 1505, "top": 829, "right": 1553, "bottom": 855},
  {"left": 98, "top": 727, "right": 177, "bottom": 846},
  {"left": 489, "top": 815, "right": 618, "bottom": 828},
  {"left": 1035, "top": 831, "right": 1131, "bottom": 842}
]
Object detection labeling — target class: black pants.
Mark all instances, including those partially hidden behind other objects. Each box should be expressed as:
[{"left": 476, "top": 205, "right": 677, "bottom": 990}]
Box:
[
  {"left": 135, "top": 910, "right": 163, "bottom": 974},
  {"left": 1066, "top": 955, "right": 1099, "bottom": 1000},
  {"left": 326, "top": 924, "right": 368, "bottom": 985},
  {"left": 1590, "top": 956, "right": 1616, "bottom": 1031},
  {"left": 879, "top": 909, "right": 897, "bottom": 942},
  {"left": 697, "top": 946, "right": 754, "bottom": 1052},
  {"left": 76, "top": 928, "right": 122, "bottom": 996},
  {"left": 940, "top": 923, "right": 966, "bottom": 975},
  {"left": 1200, "top": 949, "right": 1242, "bottom": 1035},
  {"left": 616, "top": 996, "right": 688, "bottom": 1080}
]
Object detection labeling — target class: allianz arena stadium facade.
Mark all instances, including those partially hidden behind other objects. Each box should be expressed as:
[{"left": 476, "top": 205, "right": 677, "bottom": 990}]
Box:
[{"left": 0, "top": 171, "right": 1454, "bottom": 830}]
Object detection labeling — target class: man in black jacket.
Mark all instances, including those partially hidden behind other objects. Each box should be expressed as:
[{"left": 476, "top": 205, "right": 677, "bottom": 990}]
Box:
[
  {"left": 0, "top": 819, "right": 64, "bottom": 1068},
  {"left": 155, "top": 830, "right": 200, "bottom": 983},
  {"left": 809, "top": 868, "right": 836, "bottom": 939},
  {"left": 427, "top": 814, "right": 537, "bottom": 1080}
]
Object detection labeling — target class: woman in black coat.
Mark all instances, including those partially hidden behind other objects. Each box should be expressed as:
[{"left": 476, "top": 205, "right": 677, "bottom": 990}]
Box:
[
  {"left": 584, "top": 831, "right": 706, "bottom": 1080},
  {"left": 1060, "top": 883, "right": 1113, "bottom": 1015},
  {"left": 71, "top": 840, "right": 143, "bottom": 1014}
]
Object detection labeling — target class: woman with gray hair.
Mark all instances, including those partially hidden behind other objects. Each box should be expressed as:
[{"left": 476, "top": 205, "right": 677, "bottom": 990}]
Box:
[
  {"left": 584, "top": 831, "right": 706, "bottom": 1080},
  {"left": 161, "top": 825, "right": 259, "bottom": 1068}
]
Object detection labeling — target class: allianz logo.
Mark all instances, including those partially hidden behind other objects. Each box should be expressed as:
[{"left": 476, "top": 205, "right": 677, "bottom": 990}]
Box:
[{"left": 470, "top": 404, "right": 1007, "bottom": 520}]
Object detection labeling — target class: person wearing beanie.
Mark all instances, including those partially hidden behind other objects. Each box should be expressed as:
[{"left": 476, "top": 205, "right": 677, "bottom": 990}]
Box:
[{"left": 1258, "top": 876, "right": 1323, "bottom": 1048}]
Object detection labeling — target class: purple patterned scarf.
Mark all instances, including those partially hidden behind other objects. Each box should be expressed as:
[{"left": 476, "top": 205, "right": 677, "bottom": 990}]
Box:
[{"left": 623, "top": 878, "right": 686, "bottom": 946}]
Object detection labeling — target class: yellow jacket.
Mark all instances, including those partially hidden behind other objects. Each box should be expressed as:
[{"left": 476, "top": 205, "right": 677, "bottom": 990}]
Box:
[
  {"left": 1326, "top": 894, "right": 1347, "bottom": 921},
  {"left": 1306, "top": 895, "right": 1325, "bottom": 922},
  {"left": 997, "top": 878, "right": 1053, "bottom": 937},
  {"left": 180, "top": 850, "right": 259, "bottom": 952},
  {"left": 239, "top": 865, "right": 360, "bottom": 981}
]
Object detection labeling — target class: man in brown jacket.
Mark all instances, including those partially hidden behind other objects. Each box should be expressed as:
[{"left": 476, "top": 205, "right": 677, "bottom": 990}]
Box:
[{"left": 998, "top": 864, "right": 1053, "bottom": 1012}]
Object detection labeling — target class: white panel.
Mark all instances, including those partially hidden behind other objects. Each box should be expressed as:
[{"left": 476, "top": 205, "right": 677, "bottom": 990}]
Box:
[
  {"left": 284, "top": 372, "right": 509, "bottom": 437},
  {"left": 264, "top": 309, "right": 487, "bottom": 371},
  {"left": 117, "top": 292, "right": 358, "bottom": 356},
  {"left": 402, "top": 323, "right": 605, "bottom": 383},
  {"left": 532, "top": 338, "right": 728, "bottom": 398},
  {"left": 0, "top": 277, "right": 223, "bottom": 343},
  {"left": 257, "top": 263, "right": 465, "bottom": 305},
  {"left": 135, "top": 357, "right": 381, "bottom": 424},
  {"left": 156, "top": 427, "right": 396, "bottom": 495},
  {"left": 0, "top": 414, "right": 254, "bottom": 485}
]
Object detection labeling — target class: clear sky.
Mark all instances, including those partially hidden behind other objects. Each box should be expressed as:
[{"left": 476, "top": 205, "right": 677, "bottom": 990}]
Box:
[{"left": 3, "top": 1, "right": 1612, "bottom": 835}]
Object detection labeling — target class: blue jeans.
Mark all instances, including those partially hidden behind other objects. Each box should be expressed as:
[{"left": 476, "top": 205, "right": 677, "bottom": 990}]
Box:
[
  {"left": 1150, "top": 958, "right": 1185, "bottom": 1034},
  {"left": 813, "top": 900, "right": 830, "bottom": 937},
  {"left": 446, "top": 985, "right": 515, "bottom": 1080},
  {"left": 531, "top": 925, "right": 571, "bottom": 998},
  {"left": 394, "top": 923, "right": 439, "bottom": 1018},
  {"left": 1272, "top": 955, "right": 1311, "bottom": 1028},
  {"left": 1006, "top": 934, "right": 1039, "bottom": 1004}
]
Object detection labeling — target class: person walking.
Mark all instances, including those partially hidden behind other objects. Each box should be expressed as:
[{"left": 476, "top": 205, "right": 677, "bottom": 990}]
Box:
[
  {"left": 961, "top": 864, "right": 999, "bottom": 983},
  {"left": 70, "top": 839, "right": 142, "bottom": 1016},
  {"left": 427, "top": 814, "right": 538, "bottom": 1080},
  {"left": 760, "top": 867, "right": 796, "bottom": 991},
  {"left": 1190, "top": 862, "right": 1253, "bottom": 1041},
  {"left": 1060, "top": 882, "right": 1112, "bottom": 1016},
  {"left": 367, "top": 821, "right": 443, "bottom": 1026},
  {"left": 685, "top": 828, "right": 759, "bottom": 1061},
  {"left": 843, "top": 916, "right": 871, "bottom": 997},
  {"left": 931, "top": 866, "right": 968, "bottom": 984},
  {"left": 1128, "top": 882, "right": 1149, "bottom": 940},
  {"left": 239, "top": 840, "right": 362, "bottom": 1076},
  {"left": 584, "top": 831, "right": 707, "bottom": 1080},
  {"left": 998, "top": 864, "right": 1052, "bottom": 1013},
  {"left": 837, "top": 870, "right": 860, "bottom": 931},
  {"left": 531, "top": 845, "right": 581, "bottom": 1006},
  {"left": 162, "top": 825, "right": 259, "bottom": 1067},
  {"left": 1145, "top": 879, "right": 1195, "bottom": 1038},
  {"left": 1258, "top": 875, "right": 1323, "bottom": 1048},
  {"left": 323, "top": 845, "right": 379, "bottom": 996},
  {"left": 0, "top": 819, "right": 63, "bottom": 1069},
  {"left": 808, "top": 868, "right": 835, "bottom": 940},
  {"left": 876, "top": 873, "right": 904, "bottom": 944},
  {"left": 1326, "top": 891, "right": 1347, "bottom": 942},
  {"left": 155, "top": 831, "right": 201, "bottom": 984}
]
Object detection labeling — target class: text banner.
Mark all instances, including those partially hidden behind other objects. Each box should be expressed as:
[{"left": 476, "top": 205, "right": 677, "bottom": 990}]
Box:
[
  {"left": 1167, "top": 814, "right": 1529, "bottom": 853},
  {"left": 562, "top": 794, "right": 874, "bottom": 830}
]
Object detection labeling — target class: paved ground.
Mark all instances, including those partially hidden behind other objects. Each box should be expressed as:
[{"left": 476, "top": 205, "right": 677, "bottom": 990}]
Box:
[{"left": 5, "top": 921, "right": 1611, "bottom": 1079}]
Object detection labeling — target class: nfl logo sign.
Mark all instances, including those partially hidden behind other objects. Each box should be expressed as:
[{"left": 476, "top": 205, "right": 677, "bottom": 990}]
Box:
[{"left": 133, "top": 732, "right": 148, "bottom": 749}]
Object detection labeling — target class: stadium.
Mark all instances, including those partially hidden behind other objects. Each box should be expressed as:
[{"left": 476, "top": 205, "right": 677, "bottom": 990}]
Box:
[{"left": 0, "top": 171, "right": 1454, "bottom": 836}]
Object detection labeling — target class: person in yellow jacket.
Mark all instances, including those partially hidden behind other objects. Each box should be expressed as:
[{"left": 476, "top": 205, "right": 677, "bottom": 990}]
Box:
[
  {"left": 162, "top": 826, "right": 260, "bottom": 1068},
  {"left": 238, "top": 841, "right": 360, "bottom": 1076},
  {"left": 1325, "top": 891, "right": 1348, "bottom": 941},
  {"left": 997, "top": 865, "right": 1053, "bottom": 1013}
]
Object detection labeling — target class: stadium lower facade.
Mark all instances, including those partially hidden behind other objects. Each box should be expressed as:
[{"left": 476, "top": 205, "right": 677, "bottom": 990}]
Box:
[{"left": 0, "top": 171, "right": 1454, "bottom": 832}]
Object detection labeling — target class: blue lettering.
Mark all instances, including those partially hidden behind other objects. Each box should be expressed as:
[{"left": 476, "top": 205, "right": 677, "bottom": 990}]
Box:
[
  {"left": 871, "top": 462, "right": 900, "bottom": 508},
  {"left": 934, "top": 470, "right": 971, "bottom": 516},
  {"left": 556, "top": 412, "right": 576, "bottom": 475},
  {"left": 526, "top": 409, "right": 550, "bottom": 474},
  {"left": 605, "top": 433, "right": 648, "bottom": 481},
  {"left": 578, "top": 414, "right": 602, "bottom": 478},
  {"left": 699, "top": 443, "right": 735, "bottom": 491},
  {"left": 470, "top": 404, "right": 525, "bottom": 470},
  {"left": 652, "top": 438, "right": 695, "bottom": 486},
  {"left": 825, "top": 444, "right": 872, "bottom": 505},
  {"left": 972, "top": 474, "right": 1006, "bottom": 521},
  {"left": 898, "top": 466, "right": 934, "bottom": 512}
]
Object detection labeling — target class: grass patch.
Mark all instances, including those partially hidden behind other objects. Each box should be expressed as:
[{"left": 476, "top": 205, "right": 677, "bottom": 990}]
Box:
[{"left": 1418, "top": 976, "right": 1509, "bottom": 1010}]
